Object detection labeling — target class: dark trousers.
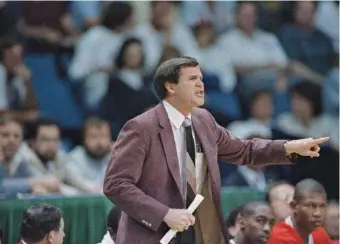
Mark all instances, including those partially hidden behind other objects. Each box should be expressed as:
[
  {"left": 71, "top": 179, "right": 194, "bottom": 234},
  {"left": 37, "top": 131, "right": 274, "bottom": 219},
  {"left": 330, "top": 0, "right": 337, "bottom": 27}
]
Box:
[{"left": 175, "top": 196, "right": 196, "bottom": 244}]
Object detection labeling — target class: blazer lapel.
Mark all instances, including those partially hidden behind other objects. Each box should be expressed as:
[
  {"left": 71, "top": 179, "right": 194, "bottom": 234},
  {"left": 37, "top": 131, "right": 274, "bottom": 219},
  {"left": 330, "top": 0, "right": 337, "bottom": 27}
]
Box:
[{"left": 156, "top": 104, "right": 183, "bottom": 196}]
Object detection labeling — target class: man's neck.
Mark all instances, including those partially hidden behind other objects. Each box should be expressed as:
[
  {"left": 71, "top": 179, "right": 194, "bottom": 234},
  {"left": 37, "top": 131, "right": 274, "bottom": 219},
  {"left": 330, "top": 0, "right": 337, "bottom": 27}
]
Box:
[
  {"left": 164, "top": 98, "right": 192, "bottom": 117},
  {"left": 291, "top": 215, "right": 311, "bottom": 243},
  {"left": 234, "top": 232, "right": 248, "bottom": 244}
]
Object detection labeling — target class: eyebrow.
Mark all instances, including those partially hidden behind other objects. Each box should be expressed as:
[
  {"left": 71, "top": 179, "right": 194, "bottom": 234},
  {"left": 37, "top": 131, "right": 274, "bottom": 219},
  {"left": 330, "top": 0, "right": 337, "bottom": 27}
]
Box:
[{"left": 188, "top": 75, "right": 203, "bottom": 80}]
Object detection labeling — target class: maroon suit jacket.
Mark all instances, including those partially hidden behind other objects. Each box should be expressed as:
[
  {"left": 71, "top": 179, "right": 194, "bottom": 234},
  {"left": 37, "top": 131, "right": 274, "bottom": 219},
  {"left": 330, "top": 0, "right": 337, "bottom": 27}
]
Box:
[{"left": 103, "top": 103, "right": 292, "bottom": 244}]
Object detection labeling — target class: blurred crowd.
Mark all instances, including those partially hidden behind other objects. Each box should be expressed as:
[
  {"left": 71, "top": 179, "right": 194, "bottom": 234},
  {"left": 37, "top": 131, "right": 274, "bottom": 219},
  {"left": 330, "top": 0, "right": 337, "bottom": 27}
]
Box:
[
  {"left": 0, "top": 1, "right": 339, "bottom": 244},
  {"left": 0, "top": 0, "right": 339, "bottom": 216}
]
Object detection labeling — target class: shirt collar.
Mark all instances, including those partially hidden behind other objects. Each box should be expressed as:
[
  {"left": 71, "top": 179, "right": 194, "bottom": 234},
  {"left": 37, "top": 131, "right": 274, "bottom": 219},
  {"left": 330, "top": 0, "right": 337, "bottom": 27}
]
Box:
[{"left": 163, "top": 100, "right": 191, "bottom": 129}]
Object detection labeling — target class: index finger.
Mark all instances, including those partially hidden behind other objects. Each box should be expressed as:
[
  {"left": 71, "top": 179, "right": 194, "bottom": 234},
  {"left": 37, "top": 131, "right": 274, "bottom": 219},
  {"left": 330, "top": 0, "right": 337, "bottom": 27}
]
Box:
[{"left": 311, "top": 137, "right": 330, "bottom": 145}]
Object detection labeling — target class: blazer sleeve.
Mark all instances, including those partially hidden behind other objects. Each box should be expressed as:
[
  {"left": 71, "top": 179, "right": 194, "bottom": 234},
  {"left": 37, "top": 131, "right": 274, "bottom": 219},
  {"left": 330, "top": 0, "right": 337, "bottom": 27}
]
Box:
[
  {"left": 206, "top": 112, "right": 294, "bottom": 166},
  {"left": 103, "top": 119, "right": 169, "bottom": 232}
]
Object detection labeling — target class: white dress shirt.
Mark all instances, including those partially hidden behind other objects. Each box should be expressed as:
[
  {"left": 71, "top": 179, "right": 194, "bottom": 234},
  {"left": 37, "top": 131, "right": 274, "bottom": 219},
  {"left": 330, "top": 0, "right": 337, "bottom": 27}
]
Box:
[{"left": 163, "top": 100, "right": 196, "bottom": 177}]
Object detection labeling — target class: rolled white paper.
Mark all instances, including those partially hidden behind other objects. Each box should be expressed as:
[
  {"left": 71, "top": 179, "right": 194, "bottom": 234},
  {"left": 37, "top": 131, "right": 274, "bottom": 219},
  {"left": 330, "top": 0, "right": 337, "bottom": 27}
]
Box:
[{"left": 160, "top": 194, "right": 204, "bottom": 244}]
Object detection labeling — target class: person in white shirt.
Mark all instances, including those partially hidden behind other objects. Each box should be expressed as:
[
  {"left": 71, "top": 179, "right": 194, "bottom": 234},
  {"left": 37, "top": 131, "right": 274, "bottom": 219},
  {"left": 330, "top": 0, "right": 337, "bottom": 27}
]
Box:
[
  {"left": 69, "top": 2, "right": 134, "bottom": 111},
  {"left": 98, "top": 207, "right": 121, "bottom": 244}
]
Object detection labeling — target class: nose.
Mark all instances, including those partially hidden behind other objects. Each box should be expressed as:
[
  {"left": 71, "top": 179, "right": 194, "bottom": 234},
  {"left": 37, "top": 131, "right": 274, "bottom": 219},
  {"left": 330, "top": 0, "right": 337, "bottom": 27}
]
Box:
[
  {"left": 313, "top": 207, "right": 322, "bottom": 217},
  {"left": 263, "top": 222, "right": 271, "bottom": 235}
]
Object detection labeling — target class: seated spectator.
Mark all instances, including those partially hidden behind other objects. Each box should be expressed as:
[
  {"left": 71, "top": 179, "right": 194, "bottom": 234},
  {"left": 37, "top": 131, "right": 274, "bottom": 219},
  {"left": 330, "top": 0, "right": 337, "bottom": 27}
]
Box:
[
  {"left": 191, "top": 20, "right": 237, "bottom": 93},
  {"left": 0, "top": 38, "right": 38, "bottom": 122},
  {"left": 219, "top": 1, "right": 288, "bottom": 96},
  {"left": 98, "top": 206, "right": 121, "bottom": 244},
  {"left": 225, "top": 205, "right": 243, "bottom": 240},
  {"left": 229, "top": 201, "right": 275, "bottom": 244},
  {"left": 0, "top": 116, "right": 59, "bottom": 195},
  {"left": 19, "top": 203, "right": 64, "bottom": 244},
  {"left": 268, "top": 179, "right": 332, "bottom": 244},
  {"left": 22, "top": 117, "right": 100, "bottom": 195},
  {"left": 17, "top": 1, "right": 79, "bottom": 53},
  {"left": 228, "top": 89, "right": 273, "bottom": 129},
  {"left": 265, "top": 181, "right": 295, "bottom": 221},
  {"left": 278, "top": 1, "right": 334, "bottom": 77},
  {"left": 69, "top": 117, "right": 111, "bottom": 185},
  {"left": 133, "top": 1, "right": 201, "bottom": 74},
  {"left": 324, "top": 200, "right": 339, "bottom": 244},
  {"left": 102, "top": 38, "right": 158, "bottom": 124},
  {"left": 69, "top": 2, "right": 134, "bottom": 112},
  {"left": 180, "top": 1, "right": 236, "bottom": 34},
  {"left": 315, "top": 1, "right": 339, "bottom": 54},
  {"left": 276, "top": 81, "right": 339, "bottom": 148}
]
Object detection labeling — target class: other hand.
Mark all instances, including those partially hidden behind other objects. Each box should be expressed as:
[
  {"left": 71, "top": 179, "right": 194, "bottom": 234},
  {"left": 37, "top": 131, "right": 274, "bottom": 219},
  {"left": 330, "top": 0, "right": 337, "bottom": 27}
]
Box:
[
  {"left": 284, "top": 137, "right": 330, "bottom": 157},
  {"left": 163, "top": 209, "right": 195, "bottom": 232}
]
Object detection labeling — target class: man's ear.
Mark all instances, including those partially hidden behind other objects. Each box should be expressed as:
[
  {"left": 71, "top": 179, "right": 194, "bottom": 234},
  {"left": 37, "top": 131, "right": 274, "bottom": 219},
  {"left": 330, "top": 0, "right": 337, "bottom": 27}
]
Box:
[
  {"left": 46, "top": 231, "right": 53, "bottom": 244},
  {"left": 165, "top": 82, "right": 175, "bottom": 95},
  {"left": 238, "top": 216, "right": 246, "bottom": 231},
  {"left": 290, "top": 200, "right": 297, "bottom": 212}
]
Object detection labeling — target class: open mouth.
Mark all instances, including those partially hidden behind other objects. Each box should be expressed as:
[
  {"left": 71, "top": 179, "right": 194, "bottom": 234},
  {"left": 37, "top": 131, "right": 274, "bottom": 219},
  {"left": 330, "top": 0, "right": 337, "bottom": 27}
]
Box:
[
  {"left": 196, "top": 91, "right": 204, "bottom": 97},
  {"left": 312, "top": 220, "right": 323, "bottom": 228}
]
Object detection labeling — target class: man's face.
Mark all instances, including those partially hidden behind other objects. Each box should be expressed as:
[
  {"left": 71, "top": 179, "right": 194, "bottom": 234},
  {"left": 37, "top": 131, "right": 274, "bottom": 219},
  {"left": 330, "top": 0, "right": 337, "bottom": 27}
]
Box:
[
  {"left": 5, "top": 44, "right": 23, "bottom": 70},
  {"left": 49, "top": 218, "right": 65, "bottom": 244},
  {"left": 84, "top": 124, "right": 111, "bottom": 158},
  {"left": 294, "top": 2, "right": 315, "bottom": 27},
  {"left": 242, "top": 205, "right": 275, "bottom": 244},
  {"left": 251, "top": 92, "right": 273, "bottom": 121},
  {"left": 166, "top": 66, "right": 205, "bottom": 111},
  {"left": 237, "top": 3, "right": 257, "bottom": 33},
  {"left": 34, "top": 125, "right": 60, "bottom": 161},
  {"left": 270, "top": 184, "right": 295, "bottom": 220},
  {"left": 1, "top": 121, "right": 22, "bottom": 161},
  {"left": 292, "top": 192, "right": 327, "bottom": 232}
]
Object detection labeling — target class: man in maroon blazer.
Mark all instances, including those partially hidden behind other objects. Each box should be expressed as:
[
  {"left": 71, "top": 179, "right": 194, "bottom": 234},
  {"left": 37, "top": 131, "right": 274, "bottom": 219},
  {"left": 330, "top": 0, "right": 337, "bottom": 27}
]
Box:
[{"left": 103, "top": 57, "right": 329, "bottom": 244}]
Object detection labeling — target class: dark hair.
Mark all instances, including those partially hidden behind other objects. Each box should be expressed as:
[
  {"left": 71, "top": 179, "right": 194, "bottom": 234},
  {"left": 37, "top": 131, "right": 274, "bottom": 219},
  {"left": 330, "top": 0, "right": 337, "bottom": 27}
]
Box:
[
  {"left": 225, "top": 205, "right": 243, "bottom": 228},
  {"left": 101, "top": 2, "right": 132, "bottom": 30},
  {"left": 20, "top": 203, "right": 63, "bottom": 243},
  {"left": 0, "top": 36, "right": 20, "bottom": 61},
  {"left": 290, "top": 81, "right": 322, "bottom": 116},
  {"left": 240, "top": 201, "right": 269, "bottom": 219},
  {"left": 28, "top": 117, "right": 60, "bottom": 140},
  {"left": 107, "top": 207, "right": 121, "bottom": 239},
  {"left": 153, "top": 56, "right": 199, "bottom": 100},
  {"left": 293, "top": 178, "right": 327, "bottom": 202},
  {"left": 115, "top": 37, "right": 144, "bottom": 69}
]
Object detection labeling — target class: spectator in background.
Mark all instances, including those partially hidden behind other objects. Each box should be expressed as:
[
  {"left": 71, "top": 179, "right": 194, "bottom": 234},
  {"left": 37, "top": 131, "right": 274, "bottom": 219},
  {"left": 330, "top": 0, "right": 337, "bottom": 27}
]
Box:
[
  {"left": 102, "top": 37, "right": 158, "bottom": 124},
  {"left": 180, "top": 1, "right": 236, "bottom": 34},
  {"left": 278, "top": 1, "right": 334, "bottom": 77},
  {"left": 18, "top": 1, "right": 79, "bottom": 53},
  {"left": 0, "top": 38, "right": 38, "bottom": 122},
  {"left": 324, "top": 200, "right": 339, "bottom": 244},
  {"left": 219, "top": 1, "right": 288, "bottom": 96},
  {"left": 265, "top": 181, "right": 295, "bottom": 221},
  {"left": 133, "top": 1, "right": 201, "bottom": 73},
  {"left": 69, "top": 2, "right": 134, "bottom": 112},
  {"left": 268, "top": 179, "right": 332, "bottom": 244},
  {"left": 98, "top": 206, "right": 121, "bottom": 244},
  {"left": 69, "top": 117, "right": 111, "bottom": 185},
  {"left": 0, "top": 116, "right": 60, "bottom": 195},
  {"left": 228, "top": 89, "right": 273, "bottom": 130},
  {"left": 315, "top": 1, "right": 339, "bottom": 54},
  {"left": 20, "top": 118, "right": 100, "bottom": 195},
  {"left": 191, "top": 20, "right": 237, "bottom": 93},
  {"left": 276, "top": 81, "right": 339, "bottom": 148},
  {"left": 19, "top": 203, "right": 65, "bottom": 244},
  {"left": 229, "top": 201, "right": 275, "bottom": 244},
  {"left": 71, "top": 1, "right": 103, "bottom": 31},
  {"left": 225, "top": 205, "right": 243, "bottom": 240}
]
